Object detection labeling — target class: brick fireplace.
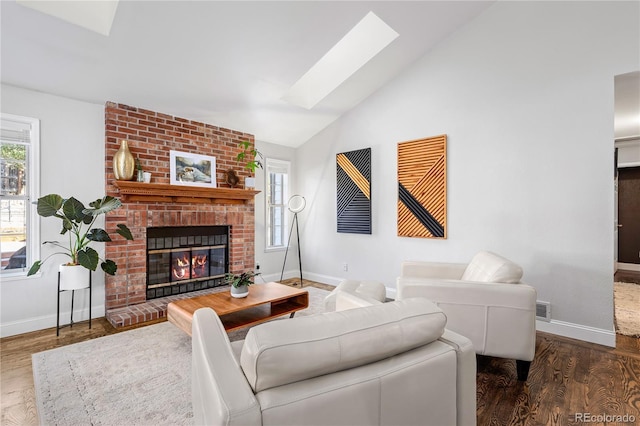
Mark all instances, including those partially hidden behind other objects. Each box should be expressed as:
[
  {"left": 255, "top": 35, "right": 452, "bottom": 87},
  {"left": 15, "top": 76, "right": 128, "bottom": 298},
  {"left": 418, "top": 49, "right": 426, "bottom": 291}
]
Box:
[{"left": 103, "top": 102, "right": 256, "bottom": 327}]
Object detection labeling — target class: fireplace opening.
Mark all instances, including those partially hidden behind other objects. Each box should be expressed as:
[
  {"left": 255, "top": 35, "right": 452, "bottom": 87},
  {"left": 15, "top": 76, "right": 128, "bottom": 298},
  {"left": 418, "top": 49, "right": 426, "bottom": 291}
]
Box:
[{"left": 146, "top": 226, "right": 229, "bottom": 299}]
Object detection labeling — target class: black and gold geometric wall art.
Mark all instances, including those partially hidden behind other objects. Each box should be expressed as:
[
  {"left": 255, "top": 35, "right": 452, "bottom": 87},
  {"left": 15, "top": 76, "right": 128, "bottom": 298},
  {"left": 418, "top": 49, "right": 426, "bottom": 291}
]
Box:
[
  {"left": 397, "top": 135, "right": 447, "bottom": 239},
  {"left": 337, "top": 148, "right": 371, "bottom": 234}
]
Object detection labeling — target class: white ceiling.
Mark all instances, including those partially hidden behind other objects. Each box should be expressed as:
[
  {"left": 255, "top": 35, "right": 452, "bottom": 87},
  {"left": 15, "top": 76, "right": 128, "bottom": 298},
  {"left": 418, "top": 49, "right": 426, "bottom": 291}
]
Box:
[{"left": 0, "top": 0, "right": 494, "bottom": 147}]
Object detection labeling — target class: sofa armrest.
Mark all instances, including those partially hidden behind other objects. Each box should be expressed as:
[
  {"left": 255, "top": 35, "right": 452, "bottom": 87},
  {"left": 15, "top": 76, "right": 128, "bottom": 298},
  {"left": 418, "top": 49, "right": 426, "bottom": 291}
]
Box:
[
  {"left": 192, "top": 308, "right": 261, "bottom": 426},
  {"left": 401, "top": 261, "right": 467, "bottom": 280},
  {"left": 397, "top": 278, "right": 537, "bottom": 361},
  {"left": 439, "top": 330, "right": 477, "bottom": 426}
]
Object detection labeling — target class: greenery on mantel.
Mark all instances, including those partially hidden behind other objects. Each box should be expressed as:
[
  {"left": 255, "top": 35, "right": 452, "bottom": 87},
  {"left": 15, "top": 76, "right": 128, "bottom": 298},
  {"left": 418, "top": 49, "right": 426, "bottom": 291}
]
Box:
[{"left": 236, "top": 141, "right": 263, "bottom": 173}]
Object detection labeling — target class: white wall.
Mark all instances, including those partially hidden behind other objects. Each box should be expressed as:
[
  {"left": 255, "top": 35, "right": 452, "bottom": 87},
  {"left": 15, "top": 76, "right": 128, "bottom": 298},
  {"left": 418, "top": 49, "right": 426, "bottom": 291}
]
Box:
[
  {"left": 253, "top": 140, "right": 299, "bottom": 283},
  {"left": 1, "top": 84, "right": 105, "bottom": 337},
  {"left": 617, "top": 139, "right": 640, "bottom": 167},
  {"left": 296, "top": 1, "right": 640, "bottom": 346}
]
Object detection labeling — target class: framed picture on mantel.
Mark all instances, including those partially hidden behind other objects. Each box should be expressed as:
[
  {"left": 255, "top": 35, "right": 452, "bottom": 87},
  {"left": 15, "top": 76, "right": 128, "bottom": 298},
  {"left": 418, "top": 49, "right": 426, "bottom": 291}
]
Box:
[{"left": 170, "top": 150, "right": 216, "bottom": 188}]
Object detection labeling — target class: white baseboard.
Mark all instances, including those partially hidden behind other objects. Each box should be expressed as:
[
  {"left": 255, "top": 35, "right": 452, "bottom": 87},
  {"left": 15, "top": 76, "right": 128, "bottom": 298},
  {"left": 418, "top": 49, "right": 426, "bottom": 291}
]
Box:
[
  {"left": 617, "top": 262, "right": 640, "bottom": 272},
  {"left": 257, "top": 270, "right": 307, "bottom": 284},
  {"left": 299, "top": 271, "right": 616, "bottom": 347},
  {"left": 536, "top": 319, "right": 616, "bottom": 347},
  {"left": 0, "top": 306, "right": 105, "bottom": 338},
  {"left": 267, "top": 267, "right": 620, "bottom": 349},
  {"left": 296, "top": 271, "right": 397, "bottom": 299},
  {"left": 3, "top": 283, "right": 617, "bottom": 349},
  {"left": 302, "top": 271, "right": 342, "bottom": 286},
  {"left": 256, "top": 271, "right": 282, "bottom": 283},
  {"left": 258, "top": 270, "right": 343, "bottom": 287}
]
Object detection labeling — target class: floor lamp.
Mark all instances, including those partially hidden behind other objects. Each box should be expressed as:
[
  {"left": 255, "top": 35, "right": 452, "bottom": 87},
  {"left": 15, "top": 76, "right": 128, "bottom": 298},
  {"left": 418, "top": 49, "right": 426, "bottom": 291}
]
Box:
[{"left": 280, "top": 195, "right": 306, "bottom": 287}]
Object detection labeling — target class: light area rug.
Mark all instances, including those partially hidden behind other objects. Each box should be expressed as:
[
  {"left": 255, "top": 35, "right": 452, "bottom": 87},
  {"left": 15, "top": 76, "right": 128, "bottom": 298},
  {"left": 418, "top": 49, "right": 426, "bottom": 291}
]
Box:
[
  {"left": 614, "top": 281, "right": 640, "bottom": 337},
  {"left": 32, "top": 285, "right": 329, "bottom": 426}
]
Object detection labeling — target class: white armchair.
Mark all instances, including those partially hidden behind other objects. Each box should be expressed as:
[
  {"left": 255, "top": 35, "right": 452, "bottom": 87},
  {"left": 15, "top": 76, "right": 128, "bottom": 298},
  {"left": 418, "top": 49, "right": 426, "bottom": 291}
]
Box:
[{"left": 396, "top": 251, "right": 537, "bottom": 381}]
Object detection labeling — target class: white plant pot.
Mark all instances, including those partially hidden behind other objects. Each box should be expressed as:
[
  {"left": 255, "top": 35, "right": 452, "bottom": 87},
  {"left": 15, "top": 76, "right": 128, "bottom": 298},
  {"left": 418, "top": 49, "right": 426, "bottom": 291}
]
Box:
[
  {"left": 230, "top": 284, "right": 249, "bottom": 298},
  {"left": 59, "top": 264, "right": 90, "bottom": 291},
  {"left": 244, "top": 177, "right": 256, "bottom": 189}
]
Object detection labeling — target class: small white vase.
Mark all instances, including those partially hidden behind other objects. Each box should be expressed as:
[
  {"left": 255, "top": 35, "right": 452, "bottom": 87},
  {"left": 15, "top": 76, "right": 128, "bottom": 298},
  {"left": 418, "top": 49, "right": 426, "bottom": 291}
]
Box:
[
  {"left": 244, "top": 177, "right": 256, "bottom": 189},
  {"left": 230, "top": 284, "right": 249, "bottom": 298},
  {"left": 59, "top": 264, "right": 90, "bottom": 291}
]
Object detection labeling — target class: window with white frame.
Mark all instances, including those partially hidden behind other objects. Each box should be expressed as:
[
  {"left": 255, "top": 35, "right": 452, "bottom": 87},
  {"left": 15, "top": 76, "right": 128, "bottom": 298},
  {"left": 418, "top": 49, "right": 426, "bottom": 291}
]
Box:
[
  {"left": 265, "top": 158, "right": 290, "bottom": 250},
  {"left": 1, "top": 114, "right": 40, "bottom": 277}
]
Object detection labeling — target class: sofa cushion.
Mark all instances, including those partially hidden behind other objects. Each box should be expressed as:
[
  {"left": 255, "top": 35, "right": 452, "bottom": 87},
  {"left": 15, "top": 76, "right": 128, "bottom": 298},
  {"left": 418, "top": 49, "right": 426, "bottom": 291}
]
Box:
[
  {"left": 240, "top": 298, "right": 446, "bottom": 393},
  {"left": 460, "top": 251, "right": 523, "bottom": 283}
]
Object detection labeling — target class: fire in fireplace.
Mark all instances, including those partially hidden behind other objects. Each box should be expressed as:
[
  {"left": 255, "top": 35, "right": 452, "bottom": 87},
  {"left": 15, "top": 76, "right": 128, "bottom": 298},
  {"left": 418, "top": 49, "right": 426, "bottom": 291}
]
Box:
[{"left": 146, "top": 226, "right": 229, "bottom": 299}]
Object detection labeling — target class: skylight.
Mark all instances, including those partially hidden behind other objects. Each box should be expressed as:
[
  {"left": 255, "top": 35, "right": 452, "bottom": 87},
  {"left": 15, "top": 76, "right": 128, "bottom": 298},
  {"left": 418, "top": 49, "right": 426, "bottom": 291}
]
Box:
[
  {"left": 16, "top": 0, "right": 119, "bottom": 36},
  {"left": 282, "top": 11, "right": 399, "bottom": 110}
]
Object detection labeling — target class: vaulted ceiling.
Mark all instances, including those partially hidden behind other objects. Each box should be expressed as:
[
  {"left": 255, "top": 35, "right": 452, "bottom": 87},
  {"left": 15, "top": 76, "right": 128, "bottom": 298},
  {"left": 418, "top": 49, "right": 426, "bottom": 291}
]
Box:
[
  {"left": 1, "top": 1, "right": 494, "bottom": 147},
  {"left": 5, "top": 1, "right": 637, "bottom": 146}
]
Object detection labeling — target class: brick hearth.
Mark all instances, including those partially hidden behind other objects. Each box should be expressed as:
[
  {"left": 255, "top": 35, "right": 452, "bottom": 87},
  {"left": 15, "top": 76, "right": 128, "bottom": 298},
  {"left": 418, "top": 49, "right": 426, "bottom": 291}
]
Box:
[
  {"left": 106, "top": 286, "right": 228, "bottom": 328},
  {"left": 103, "top": 102, "right": 256, "bottom": 328}
]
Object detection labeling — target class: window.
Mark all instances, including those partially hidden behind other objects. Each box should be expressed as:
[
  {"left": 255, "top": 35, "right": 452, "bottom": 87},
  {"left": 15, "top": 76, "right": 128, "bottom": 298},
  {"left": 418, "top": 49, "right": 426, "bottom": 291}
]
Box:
[
  {"left": 265, "top": 158, "right": 290, "bottom": 250},
  {"left": 1, "top": 114, "right": 40, "bottom": 277}
]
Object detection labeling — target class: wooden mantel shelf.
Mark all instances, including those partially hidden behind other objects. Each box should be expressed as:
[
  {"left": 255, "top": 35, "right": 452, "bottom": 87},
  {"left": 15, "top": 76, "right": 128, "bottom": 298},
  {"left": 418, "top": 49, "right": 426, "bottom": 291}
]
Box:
[{"left": 113, "top": 181, "right": 260, "bottom": 204}]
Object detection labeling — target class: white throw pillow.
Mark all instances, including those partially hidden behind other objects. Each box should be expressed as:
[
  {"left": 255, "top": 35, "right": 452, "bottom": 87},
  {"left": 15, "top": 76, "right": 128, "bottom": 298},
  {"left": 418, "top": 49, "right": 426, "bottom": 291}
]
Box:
[{"left": 461, "top": 251, "right": 523, "bottom": 283}]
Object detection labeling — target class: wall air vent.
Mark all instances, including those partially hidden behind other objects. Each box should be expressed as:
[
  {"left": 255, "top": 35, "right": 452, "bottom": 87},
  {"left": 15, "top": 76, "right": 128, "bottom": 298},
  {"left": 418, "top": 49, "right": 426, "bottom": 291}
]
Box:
[{"left": 536, "top": 301, "right": 551, "bottom": 322}]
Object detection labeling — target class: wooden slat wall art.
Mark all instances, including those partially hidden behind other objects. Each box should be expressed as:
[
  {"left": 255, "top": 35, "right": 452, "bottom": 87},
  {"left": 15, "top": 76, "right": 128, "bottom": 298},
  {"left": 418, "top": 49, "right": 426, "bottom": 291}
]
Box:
[
  {"left": 397, "top": 135, "right": 447, "bottom": 238},
  {"left": 337, "top": 148, "right": 371, "bottom": 234}
]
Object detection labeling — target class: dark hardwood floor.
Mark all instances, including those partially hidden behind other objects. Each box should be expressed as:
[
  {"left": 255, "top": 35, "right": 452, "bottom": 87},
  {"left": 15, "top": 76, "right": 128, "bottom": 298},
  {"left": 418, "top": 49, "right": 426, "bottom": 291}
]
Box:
[
  {"left": 477, "top": 333, "right": 639, "bottom": 425},
  {"left": 615, "top": 268, "right": 640, "bottom": 284},
  {"left": 2, "top": 279, "right": 639, "bottom": 425}
]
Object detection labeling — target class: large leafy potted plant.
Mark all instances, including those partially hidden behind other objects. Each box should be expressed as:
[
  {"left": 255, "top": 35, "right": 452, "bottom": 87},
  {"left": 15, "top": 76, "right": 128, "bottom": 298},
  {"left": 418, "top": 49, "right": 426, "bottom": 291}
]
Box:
[
  {"left": 225, "top": 271, "right": 260, "bottom": 298},
  {"left": 28, "top": 194, "right": 134, "bottom": 289}
]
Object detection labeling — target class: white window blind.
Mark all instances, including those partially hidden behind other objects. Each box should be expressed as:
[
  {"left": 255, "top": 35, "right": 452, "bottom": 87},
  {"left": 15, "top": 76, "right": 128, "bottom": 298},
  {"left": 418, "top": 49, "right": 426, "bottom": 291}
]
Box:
[
  {"left": 265, "top": 158, "right": 290, "bottom": 250},
  {"left": 1, "top": 114, "right": 40, "bottom": 277}
]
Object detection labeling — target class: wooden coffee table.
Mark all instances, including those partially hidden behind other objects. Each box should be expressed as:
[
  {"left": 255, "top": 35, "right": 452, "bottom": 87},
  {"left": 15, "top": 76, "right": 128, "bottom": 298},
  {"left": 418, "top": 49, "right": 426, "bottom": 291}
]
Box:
[{"left": 167, "top": 282, "right": 309, "bottom": 336}]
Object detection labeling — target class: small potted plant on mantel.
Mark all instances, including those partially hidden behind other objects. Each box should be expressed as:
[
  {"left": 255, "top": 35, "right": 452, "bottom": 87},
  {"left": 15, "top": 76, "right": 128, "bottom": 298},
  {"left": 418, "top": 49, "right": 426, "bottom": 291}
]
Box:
[
  {"left": 235, "top": 141, "right": 263, "bottom": 189},
  {"left": 225, "top": 271, "right": 260, "bottom": 298},
  {"left": 28, "top": 194, "right": 134, "bottom": 289}
]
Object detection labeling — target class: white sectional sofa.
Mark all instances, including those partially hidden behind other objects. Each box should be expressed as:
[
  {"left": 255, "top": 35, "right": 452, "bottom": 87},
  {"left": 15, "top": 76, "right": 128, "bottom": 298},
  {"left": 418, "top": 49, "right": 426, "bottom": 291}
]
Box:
[{"left": 192, "top": 297, "right": 477, "bottom": 425}]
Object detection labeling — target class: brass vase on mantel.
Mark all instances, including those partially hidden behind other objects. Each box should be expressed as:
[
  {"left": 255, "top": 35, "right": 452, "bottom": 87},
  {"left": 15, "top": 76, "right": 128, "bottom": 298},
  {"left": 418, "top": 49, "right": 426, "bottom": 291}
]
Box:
[{"left": 113, "top": 140, "right": 135, "bottom": 180}]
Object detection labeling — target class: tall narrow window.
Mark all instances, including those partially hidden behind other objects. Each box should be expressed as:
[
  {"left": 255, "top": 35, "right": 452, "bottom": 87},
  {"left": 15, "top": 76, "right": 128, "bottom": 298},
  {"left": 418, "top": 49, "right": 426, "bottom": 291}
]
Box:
[
  {"left": 265, "top": 158, "right": 290, "bottom": 250},
  {"left": 1, "top": 114, "right": 40, "bottom": 277}
]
